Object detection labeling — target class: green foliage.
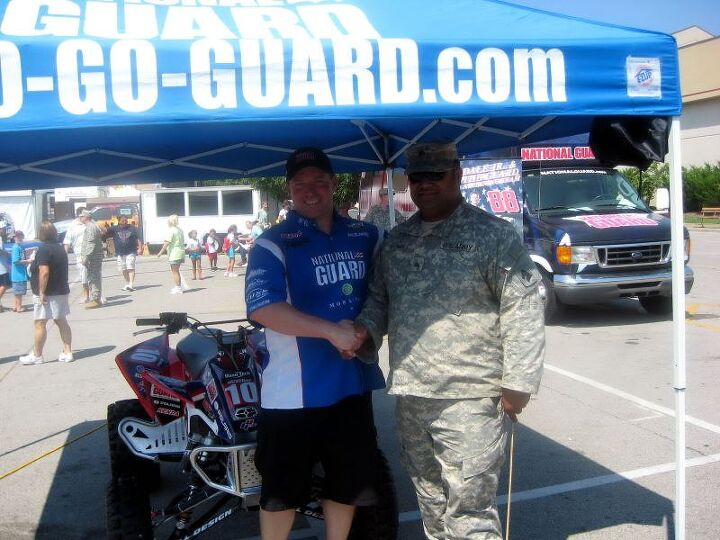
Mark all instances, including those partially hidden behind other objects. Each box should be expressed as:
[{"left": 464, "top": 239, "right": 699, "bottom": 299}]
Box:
[
  {"left": 682, "top": 163, "right": 720, "bottom": 212},
  {"left": 622, "top": 162, "right": 720, "bottom": 212},
  {"left": 199, "top": 173, "right": 362, "bottom": 207},
  {"left": 622, "top": 162, "right": 669, "bottom": 202}
]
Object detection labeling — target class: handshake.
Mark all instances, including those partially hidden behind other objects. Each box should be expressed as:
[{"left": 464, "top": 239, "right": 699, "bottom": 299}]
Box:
[{"left": 327, "top": 319, "right": 370, "bottom": 360}]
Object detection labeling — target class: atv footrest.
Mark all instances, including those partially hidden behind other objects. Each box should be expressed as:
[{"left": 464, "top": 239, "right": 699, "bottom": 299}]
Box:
[{"left": 118, "top": 416, "right": 188, "bottom": 459}]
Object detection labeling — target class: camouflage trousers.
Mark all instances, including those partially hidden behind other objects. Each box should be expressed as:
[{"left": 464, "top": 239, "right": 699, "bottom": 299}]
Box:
[
  {"left": 396, "top": 396, "right": 509, "bottom": 540},
  {"left": 85, "top": 258, "right": 103, "bottom": 301}
]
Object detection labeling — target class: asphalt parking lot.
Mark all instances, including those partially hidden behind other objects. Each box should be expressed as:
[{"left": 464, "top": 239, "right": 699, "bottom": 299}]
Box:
[{"left": 1, "top": 229, "right": 719, "bottom": 540}]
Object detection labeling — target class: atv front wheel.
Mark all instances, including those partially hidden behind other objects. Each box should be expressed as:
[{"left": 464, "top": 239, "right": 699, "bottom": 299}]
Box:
[
  {"left": 106, "top": 476, "right": 153, "bottom": 540},
  {"left": 108, "top": 399, "right": 161, "bottom": 490},
  {"left": 348, "top": 448, "right": 399, "bottom": 540}
]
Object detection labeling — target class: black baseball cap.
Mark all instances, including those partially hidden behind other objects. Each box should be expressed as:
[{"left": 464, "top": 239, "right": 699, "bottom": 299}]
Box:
[{"left": 285, "top": 147, "right": 334, "bottom": 181}]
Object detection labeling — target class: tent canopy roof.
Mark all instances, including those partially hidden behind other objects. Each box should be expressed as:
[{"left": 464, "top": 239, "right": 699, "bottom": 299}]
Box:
[{"left": 0, "top": 0, "right": 681, "bottom": 189}]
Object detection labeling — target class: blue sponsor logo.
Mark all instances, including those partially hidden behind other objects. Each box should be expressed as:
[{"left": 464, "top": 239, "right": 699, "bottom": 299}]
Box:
[{"left": 635, "top": 68, "right": 653, "bottom": 85}]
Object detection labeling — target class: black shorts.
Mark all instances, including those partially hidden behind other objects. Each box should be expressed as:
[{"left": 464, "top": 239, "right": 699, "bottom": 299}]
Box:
[
  {"left": 0, "top": 273, "right": 9, "bottom": 288},
  {"left": 256, "top": 394, "right": 379, "bottom": 511}
]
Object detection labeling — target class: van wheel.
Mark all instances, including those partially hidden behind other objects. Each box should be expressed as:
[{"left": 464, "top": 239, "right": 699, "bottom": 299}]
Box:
[
  {"left": 639, "top": 295, "right": 673, "bottom": 316},
  {"left": 538, "top": 268, "right": 561, "bottom": 324}
]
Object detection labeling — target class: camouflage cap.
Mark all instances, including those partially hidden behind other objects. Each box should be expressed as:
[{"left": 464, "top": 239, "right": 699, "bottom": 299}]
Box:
[{"left": 405, "top": 141, "right": 459, "bottom": 174}]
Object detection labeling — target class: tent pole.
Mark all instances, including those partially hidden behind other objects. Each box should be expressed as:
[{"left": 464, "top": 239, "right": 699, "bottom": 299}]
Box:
[
  {"left": 669, "top": 116, "right": 686, "bottom": 540},
  {"left": 386, "top": 167, "right": 396, "bottom": 229}
]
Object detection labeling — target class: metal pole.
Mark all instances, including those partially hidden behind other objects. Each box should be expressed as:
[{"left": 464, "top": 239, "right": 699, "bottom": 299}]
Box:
[
  {"left": 387, "top": 167, "right": 396, "bottom": 229},
  {"left": 669, "top": 116, "right": 686, "bottom": 540}
]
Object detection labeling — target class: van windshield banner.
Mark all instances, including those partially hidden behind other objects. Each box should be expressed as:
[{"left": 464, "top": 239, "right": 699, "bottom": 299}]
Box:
[{"left": 460, "top": 159, "right": 523, "bottom": 237}]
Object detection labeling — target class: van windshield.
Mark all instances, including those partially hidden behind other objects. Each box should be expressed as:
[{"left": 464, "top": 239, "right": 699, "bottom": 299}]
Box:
[{"left": 523, "top": 169, "right": 648, "bottom": 214}]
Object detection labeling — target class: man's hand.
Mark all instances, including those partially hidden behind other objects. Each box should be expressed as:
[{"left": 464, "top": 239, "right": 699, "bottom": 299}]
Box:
[
  {"left": 325, "top": 320, "right": 359, "bottom": 353},
  {"left": 500, "top": 388, "right": 531, "bottom": 423},
  {"left": 338, "top": 322, "right": 370, "bottom": 359},
  {"left": 39, "top": 294, "right": 47, "bottom": 305}
]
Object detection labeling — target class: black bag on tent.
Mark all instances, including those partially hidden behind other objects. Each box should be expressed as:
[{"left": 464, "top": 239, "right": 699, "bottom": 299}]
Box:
[{"left": 589, "top": 116, "right": 671, "bottom": 170}]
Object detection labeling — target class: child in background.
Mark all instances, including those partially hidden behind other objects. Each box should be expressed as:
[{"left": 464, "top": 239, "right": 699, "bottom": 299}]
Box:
[
  {"left": 223, "top": 225, "right": 238, "bottom": 277},
  {"left": 186, "top": 230, "right": 203, "bottom": 280},
  {"left": 205, "top": 229, "right": 219, "bottom": 271},
  {"left": 11, "top": 231, "right": 30, "bottom": 312}
]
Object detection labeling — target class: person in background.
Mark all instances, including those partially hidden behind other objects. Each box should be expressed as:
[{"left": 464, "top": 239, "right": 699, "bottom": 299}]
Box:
[
  {"left": 0, "top": 229, "right": 9, "bottom": 313},
  {"left": 205, "top": 229, "right": 220, "bottom": 271},
  {"left": 186, "top": 229, "right": 204, "bottom": 280},
  {"left": 106, "top": 215, "right": 142, "bottom": 291},
  {"left": 19, "top": 221, "right": 74, "bottom": 365},
  {"left": 156, "top": 214, "right": 187, "bottom": 294},
  {"left": 257, "top": 200, "right": 271, "bottom": 230},
  {"left": 363, "top": 187, "right": 407, "bottom": 231},
  {"left": 277, "top": 200, "right": 291, "bottom": 222},
  {"left": 223, "top": 224, "right": 239, "bottom": 278},
  {"left": 353, "top": 141, "right": 544, "bottom": 540},
  {"left": 250, "top": 219, "right": 264, "bottom": 241},
  {"left": 11, "top": 230, "right": 31, "bottom": 313},
  {"left": 78, "top": 210, "right": 105, "bottom": 309},
  {"left": 63, "top": 207, "right": 90, "bottom": 304}
]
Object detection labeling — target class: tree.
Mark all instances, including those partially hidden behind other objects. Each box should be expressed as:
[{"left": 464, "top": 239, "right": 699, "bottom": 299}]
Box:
[{"left": 200, "top": 172, "right": 362, "bottom": 207}]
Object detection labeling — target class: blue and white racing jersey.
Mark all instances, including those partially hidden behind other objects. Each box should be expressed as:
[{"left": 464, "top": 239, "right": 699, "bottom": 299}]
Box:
[{"left": 245, "top": 211, "right": 385, "bottom": 409}]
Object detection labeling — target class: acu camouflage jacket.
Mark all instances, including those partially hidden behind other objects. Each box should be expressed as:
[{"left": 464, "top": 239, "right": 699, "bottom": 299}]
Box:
[{"left": 357, "top": 201, "right": 545, "bottom": 399}]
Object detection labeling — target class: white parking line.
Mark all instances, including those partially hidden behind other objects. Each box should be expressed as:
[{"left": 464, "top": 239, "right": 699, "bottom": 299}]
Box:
[
  {"left": 545, "top": 363, "right": 720, "bottom": 436},
  {"left": 395, "top": 452, "right": 720, "bottom": 523},
  {"left": 234, "top": 452, "right": 720, "bottom": 538}
]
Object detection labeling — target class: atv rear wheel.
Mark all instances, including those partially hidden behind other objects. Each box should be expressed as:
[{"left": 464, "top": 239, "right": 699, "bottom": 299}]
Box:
[
  {"left": 108, "top": 399, "right": 161, "bottom": 491},
  {"left": 348, "top": 448, "right": 399, "bottom": 540},
  {"left": 106, "top": 476, "right": 153, "bottom": 540}
]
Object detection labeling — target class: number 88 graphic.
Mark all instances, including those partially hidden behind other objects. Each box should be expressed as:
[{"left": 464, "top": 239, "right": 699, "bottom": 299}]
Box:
[{"left": 486, "top": 190, "right": 520, "bottom": 213}]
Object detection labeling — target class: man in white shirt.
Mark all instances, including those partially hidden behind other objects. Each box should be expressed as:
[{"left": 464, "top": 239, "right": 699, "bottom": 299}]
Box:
[{"left": 63, "top": 207, "right": 89, "bottom": 303}]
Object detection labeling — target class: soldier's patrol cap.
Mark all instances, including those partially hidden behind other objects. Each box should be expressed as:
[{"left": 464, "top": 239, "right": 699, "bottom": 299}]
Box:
[
  {"left": 405, "top": 141, "right": 459, "bottom": 175},
  {"left": 285, "top": 147, "right": 334, "bottom": 181}
]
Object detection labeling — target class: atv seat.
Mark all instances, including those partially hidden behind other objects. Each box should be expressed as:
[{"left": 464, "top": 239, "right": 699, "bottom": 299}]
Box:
[{"left": 176, "top": 328, "right": 245, "bottom": 379}]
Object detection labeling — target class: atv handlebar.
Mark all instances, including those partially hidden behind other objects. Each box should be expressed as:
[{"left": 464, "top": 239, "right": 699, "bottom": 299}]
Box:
[{"left": 136, "top": 318, "right": 163, "bottom": 326}]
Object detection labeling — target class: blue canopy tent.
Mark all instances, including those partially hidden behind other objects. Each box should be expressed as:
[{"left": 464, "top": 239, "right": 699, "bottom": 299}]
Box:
[{"left": 0, "top": 0, "right": 688, "bottom": 536}]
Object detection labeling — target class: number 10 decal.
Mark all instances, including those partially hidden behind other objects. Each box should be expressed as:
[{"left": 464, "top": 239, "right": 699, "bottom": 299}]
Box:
[
  {"left": 486, "top": 189, "right": 520, "bottom": 213},
  {"left": 226, "top": 381, "right": 259, "bottom": 405}
]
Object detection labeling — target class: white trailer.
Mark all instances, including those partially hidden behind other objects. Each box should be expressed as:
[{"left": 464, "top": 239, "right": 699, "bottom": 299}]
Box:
[
  {"left": 140, "top": 185, "right": 261, "bottom": 248},
  {"left": 0, "top": 190, "right": 53, "bottom": 240}
]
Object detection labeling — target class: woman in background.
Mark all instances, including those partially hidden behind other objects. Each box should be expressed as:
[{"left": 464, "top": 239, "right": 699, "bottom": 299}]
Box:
[{"left": 156, "top": 214, "right": 187, "bottom": 294}]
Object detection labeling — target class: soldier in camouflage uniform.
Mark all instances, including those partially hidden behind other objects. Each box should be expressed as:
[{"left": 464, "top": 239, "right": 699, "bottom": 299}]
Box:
[
  {"left": 354, "top": 141, "right": 545, "bottom": 539},
  {"left": 363, "top": 187, "right": 407, "bottom": 231},
  {"left": 78, "top": 210, "right": 105, "bottom": 309}
]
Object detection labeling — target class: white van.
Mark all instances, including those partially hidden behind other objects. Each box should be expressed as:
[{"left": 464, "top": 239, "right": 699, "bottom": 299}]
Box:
[{"left": 140, "top": 186, "right": 260, "bottom": 249}]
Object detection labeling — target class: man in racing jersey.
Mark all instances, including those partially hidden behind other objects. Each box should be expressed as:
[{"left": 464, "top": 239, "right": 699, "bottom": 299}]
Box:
[{"left": 245, "top": 147, "right": 385, "bottom": 540}]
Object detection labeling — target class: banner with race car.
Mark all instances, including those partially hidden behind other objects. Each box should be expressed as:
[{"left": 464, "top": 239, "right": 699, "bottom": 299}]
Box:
[{"left": 460, "top": 159, "right": 523, "bottom": 237}]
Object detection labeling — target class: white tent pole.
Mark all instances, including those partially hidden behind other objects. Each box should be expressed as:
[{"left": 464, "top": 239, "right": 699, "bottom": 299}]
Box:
[
  {"left": 386, "top": 167, "right": 396, "bottom": 229},
  {"left": 669, "top": 116, "right": 686, "bottom": 540},
  {"left": 384, "top": 135, "right": 396, "bottom": 230}
]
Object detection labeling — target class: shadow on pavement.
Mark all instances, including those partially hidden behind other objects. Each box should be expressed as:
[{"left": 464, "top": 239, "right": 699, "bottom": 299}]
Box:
[
  {"left": 0, "top": 346, "right": 114, "bottom": 367},
  {"left": 31, "top": 391, "right": 673, "bottom": 540},
  {"left": 73, "top": 345, "right": 115, "bottom": 361},
  {"left": 371, "top": 391, "right": 675, "bottom": 540},
  {"left": 550, "top": 299, "right": 673, "bottom": 328},
  {"left": 35, "top": 420, "right": 108, "bottom": 539}
]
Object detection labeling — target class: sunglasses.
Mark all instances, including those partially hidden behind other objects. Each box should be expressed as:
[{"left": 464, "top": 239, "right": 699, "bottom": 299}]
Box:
[{"left": 407, "top": 171, "right": 449, "bottom": 184}]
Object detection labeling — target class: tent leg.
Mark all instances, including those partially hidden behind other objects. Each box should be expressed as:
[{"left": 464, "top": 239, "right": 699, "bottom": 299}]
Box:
[
  {"left": 669, "top": 116, "right": 686, "bottom": 540},
  {"left": 386, "top": 167, "right": 396, "bottom": 228}
]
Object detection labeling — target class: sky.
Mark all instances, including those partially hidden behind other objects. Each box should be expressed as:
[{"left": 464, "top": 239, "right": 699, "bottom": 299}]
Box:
[{"left": 507, "top": 0, "right": 720, "bottom": 36}]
